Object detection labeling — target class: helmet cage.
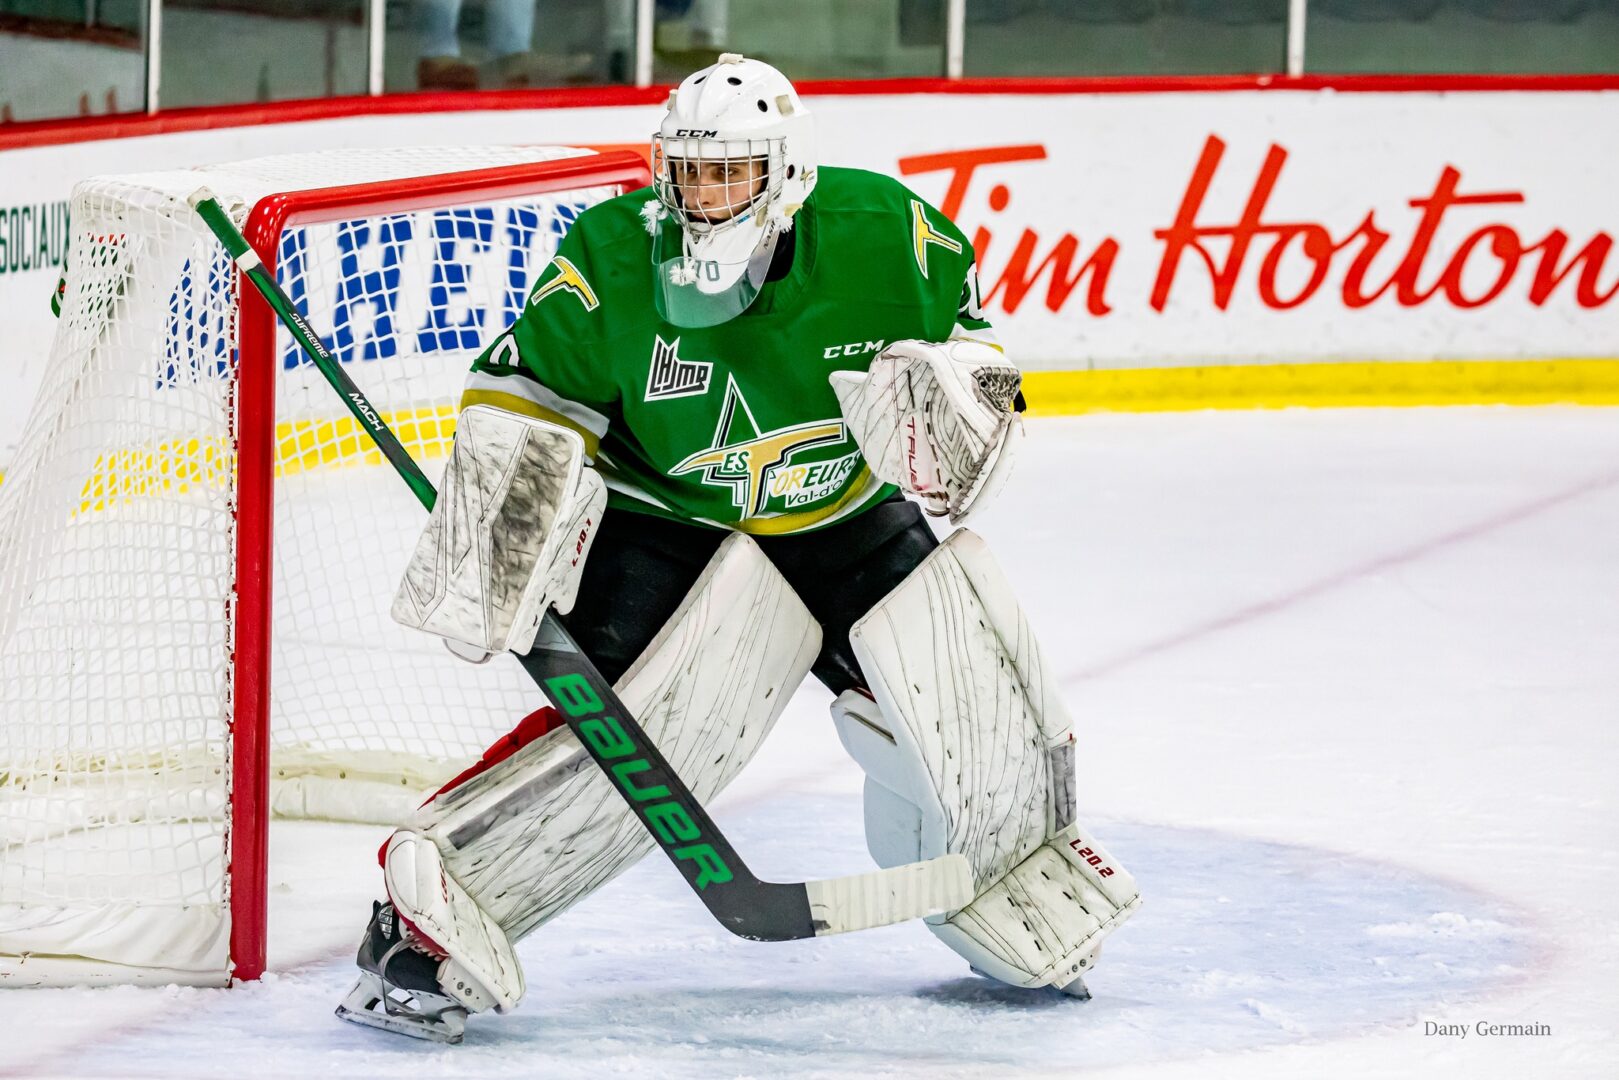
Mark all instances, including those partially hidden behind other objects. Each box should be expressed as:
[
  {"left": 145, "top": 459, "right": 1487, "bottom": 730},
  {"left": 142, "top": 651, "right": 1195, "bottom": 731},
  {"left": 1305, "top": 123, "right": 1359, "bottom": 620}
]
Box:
[{"left": 652, "top": 134, "right": 788, "bottom": 237}]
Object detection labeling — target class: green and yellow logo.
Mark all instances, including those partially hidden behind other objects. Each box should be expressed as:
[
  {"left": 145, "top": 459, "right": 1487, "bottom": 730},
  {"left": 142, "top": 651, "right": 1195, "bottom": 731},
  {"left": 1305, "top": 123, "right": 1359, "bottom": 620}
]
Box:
[
  {"left": 671, "top": 376, "right": 846, "bottom": 518},
  {"left": 530, "top": 255, "right": 599, "bottom": 311},
  {"left": 910, "top": 199, "right": 962, "bottom": 279}
]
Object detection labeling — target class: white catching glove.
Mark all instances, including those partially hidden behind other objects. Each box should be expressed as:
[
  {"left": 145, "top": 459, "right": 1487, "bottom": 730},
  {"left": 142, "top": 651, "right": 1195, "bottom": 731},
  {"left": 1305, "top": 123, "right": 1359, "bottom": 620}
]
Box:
[
  {"left": 392, "top": 405, "right": 606, "bottom": 662},
  {"left": 829, "top": 338, "right": 1023, "bottom": 524}
]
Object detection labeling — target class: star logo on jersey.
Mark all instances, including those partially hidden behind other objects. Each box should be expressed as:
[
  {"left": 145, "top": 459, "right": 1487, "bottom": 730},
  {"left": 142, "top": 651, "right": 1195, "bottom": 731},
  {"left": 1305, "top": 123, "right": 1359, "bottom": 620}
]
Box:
[
  {"left": 671, "top": 376, "right": 846, "bottom": 517},
  {"left": 910, "top": 199, "right": 962, "bottom": 279},
  {"left": 645, "top": 335, "right": 712, "bottom": 401},
  {"left": 530, "top": 256, "right": 599, "bottom": 311}
]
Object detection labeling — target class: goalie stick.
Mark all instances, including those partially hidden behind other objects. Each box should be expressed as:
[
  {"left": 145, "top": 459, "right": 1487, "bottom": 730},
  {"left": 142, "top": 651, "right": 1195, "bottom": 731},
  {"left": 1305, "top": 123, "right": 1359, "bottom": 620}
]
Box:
[{"left": 190, "top": 187, "right": 973, "bottom": 942}]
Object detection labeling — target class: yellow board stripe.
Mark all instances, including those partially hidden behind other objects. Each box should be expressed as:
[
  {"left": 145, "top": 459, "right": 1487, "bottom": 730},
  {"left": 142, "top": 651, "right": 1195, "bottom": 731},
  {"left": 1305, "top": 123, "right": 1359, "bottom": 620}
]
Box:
[
  {"left": 5, "top": 359, "right": 1617, "bottom": 509},
  {"left": 74, "top": 437, "right": 235, "bottom": 514},
  {"left": 276, "top": 402, "right": 460, "bottom": 474},
  {"left": 67, "top": 403, "right": 461, "bottom": 514},
  {"left": 1022, "top": 359, "right": 1619, "bottom": 415}
]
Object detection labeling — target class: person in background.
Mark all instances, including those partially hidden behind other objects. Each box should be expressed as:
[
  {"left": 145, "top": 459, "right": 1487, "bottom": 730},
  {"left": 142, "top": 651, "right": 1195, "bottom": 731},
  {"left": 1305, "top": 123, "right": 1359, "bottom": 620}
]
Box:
[
  {"left": 417, "top": 0, "right": 594, "bottom": 89},
  {"left": 605, "top": 0, "right": 729, "bottom": 81}
]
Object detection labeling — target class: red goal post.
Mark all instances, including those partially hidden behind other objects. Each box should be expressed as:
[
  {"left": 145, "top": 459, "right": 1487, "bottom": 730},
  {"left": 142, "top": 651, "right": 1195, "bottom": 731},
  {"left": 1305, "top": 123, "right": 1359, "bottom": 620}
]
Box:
[
  {"left": 229, "top": 150, "right": 649, "bottom": 981},
  {"left": 0, "top": 147, "right": 652, "bottom": 987}
]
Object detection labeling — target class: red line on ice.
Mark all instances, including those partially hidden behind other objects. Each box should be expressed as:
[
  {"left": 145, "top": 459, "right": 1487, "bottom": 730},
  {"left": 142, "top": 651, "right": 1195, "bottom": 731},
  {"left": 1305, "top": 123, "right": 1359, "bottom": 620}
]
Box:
[{"left": 1066, "top": 468, "right": 1619, "bottom": 683}]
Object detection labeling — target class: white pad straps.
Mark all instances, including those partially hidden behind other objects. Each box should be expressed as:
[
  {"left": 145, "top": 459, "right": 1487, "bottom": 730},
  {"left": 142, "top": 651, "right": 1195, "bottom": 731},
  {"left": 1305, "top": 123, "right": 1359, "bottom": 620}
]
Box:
[
  {"left": 392, "top": 405, "right": 606, "bottom": 658},
  {"left": 410, "top": 533, "right": 820, "bottom": 947},
  {"left": 829, "top": 338, "right": 1022, "bottom": 524},
  {"left": 837, "top": 529, "right": 1140, "bottom": 988}
]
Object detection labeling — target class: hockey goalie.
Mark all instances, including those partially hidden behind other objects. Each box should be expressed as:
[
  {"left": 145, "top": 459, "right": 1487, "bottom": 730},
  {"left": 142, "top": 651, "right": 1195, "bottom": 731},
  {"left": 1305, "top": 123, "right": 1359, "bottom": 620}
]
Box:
[{"left": 335, "top": 54, "right": 1141, "bottom": 1042}]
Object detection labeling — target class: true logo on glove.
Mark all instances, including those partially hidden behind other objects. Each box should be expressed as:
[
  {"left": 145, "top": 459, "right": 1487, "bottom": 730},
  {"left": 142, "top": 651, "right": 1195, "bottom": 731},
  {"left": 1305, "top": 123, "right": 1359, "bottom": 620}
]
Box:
[
  {"left": 903, "top": 416, "right": 937, "bottom": 494},
  {"left": 544, "top": 672, "right": 733, "bottom": 890}
]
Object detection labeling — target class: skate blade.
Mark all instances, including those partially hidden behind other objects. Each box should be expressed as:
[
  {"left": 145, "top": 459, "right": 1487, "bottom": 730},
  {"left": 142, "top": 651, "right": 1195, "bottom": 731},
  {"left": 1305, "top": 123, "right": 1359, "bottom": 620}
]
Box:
[
  {"left": 335, "top": 974, "right": 467, "bottom": 1044},
  {"left": 968, "top": 966, "right": 1092, "bottom": 1002},
  {"left": 1056, "top": 975, "right": 1091, "bottom": 1001}
]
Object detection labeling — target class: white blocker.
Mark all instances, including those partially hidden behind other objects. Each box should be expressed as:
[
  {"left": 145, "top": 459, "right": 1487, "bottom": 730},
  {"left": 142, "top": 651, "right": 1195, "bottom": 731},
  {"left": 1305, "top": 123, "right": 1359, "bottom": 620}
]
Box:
[{"left": 391, "top": 405, "right": 606, "bottom": 660}]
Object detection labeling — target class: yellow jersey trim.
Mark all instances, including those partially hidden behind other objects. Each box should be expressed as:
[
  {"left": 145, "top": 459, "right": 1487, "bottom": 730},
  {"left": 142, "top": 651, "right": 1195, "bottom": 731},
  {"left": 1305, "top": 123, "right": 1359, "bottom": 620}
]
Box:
[
  {"left": 458, "top": 388, "right": 603, "bottom": 457},
  {"left": 727, "top": 465, "right": 882, "bottom": 536}
]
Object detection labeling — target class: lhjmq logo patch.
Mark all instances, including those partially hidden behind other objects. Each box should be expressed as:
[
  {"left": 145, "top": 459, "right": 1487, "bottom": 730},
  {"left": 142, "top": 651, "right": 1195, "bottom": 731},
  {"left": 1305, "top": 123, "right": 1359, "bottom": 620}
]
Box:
[{"left": 645, "top": 335, "right": 713, "bottom": 401}]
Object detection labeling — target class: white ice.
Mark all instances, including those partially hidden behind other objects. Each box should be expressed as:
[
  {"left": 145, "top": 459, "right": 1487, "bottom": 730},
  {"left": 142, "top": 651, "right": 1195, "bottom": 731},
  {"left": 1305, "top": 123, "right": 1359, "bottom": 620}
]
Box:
[{"left": 3, "top": 406, "right": 1616, "bottom": 1080}]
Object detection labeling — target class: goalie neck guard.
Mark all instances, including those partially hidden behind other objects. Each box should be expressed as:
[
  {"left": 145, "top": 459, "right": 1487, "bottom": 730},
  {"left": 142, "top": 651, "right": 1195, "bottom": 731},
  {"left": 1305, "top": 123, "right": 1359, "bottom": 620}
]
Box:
[{"left": 648, "top": 53, "right": 817, "bottom": 328}]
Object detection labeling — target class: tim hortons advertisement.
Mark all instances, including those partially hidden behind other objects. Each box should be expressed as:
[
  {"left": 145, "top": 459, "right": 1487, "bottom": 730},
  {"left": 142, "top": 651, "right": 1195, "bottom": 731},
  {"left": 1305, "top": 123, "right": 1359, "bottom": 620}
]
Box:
[
  {"left": 895, "top": 136, "right": 1615, "bottom": 352},
  {"left": 0, "top": 90, "right": 1615, "bottom": 466},
  {"left": 823, "top": 91, "right": 1618, "bottom": 370}
]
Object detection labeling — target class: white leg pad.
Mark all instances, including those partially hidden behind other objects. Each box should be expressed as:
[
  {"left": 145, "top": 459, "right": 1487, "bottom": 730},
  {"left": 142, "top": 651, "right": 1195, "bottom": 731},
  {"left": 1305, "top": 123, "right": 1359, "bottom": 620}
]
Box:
[
  {"left": 381, "top": 830, "right": 523, "bottom": 1013},
  {"left": 931, "top": 822, "right": 1140, "bottom": 989},
  {"left": 840, "top": 529, "right": 1141, "bottom": 988},
  {"left": 411, "top": 533, "right": 820, "bottom": 945}
]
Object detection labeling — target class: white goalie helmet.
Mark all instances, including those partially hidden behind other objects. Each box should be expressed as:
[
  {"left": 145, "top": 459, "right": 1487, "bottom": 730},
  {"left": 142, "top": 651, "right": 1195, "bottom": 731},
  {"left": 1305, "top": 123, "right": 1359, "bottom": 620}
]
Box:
[{"left": 648, "top": 53, "right": 817, "bottom": 327}]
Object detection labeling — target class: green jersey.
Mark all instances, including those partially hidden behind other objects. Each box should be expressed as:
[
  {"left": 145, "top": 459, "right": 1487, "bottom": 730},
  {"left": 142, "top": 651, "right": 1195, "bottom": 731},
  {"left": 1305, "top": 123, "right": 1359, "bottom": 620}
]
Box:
[{"left": 462, "top": 166, "right": 998, "bottom": 535}]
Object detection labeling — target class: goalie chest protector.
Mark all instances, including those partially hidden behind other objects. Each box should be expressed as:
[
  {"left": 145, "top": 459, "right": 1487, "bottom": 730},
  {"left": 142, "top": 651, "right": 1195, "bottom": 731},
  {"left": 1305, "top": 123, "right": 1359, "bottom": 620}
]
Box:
[{"left": 468, "top": 167, "right": 987, "bottom": 536}]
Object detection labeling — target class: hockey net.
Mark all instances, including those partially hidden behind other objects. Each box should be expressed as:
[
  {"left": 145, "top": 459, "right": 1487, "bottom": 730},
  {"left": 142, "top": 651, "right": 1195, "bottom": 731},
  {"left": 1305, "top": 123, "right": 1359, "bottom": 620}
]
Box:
[{"left": 0, "top": 146, "right": 651, "bottom": 987}]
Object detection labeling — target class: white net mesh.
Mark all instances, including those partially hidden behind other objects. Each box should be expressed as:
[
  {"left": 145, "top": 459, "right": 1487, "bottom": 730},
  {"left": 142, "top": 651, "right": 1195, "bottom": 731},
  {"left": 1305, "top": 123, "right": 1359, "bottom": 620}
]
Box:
[{"left": 0, "top": 146, "right": 627, "bottom": 983}]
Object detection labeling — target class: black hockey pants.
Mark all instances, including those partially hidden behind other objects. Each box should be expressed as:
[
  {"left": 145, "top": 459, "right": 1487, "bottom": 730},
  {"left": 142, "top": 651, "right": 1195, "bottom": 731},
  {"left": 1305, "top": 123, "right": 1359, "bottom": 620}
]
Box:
[{"left": 560, "top": 494, "right": 939, "bottom": 696}]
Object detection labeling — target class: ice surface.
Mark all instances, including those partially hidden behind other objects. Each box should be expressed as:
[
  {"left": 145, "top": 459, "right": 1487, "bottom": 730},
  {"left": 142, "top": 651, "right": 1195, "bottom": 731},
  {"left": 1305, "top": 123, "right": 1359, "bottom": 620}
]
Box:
[{"left": 3, "top": 407, "right": 1616, "bottom": 1079}]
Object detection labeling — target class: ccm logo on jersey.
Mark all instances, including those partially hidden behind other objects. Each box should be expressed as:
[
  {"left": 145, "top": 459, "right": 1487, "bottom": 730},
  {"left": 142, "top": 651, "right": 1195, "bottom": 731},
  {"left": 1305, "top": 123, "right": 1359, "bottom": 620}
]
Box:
[
  {"left": 822, "top": 339, "right": 886, "bottom": 359},
  {"left": 1069, "top": 840, "right": 1116, "bottom": 878}
]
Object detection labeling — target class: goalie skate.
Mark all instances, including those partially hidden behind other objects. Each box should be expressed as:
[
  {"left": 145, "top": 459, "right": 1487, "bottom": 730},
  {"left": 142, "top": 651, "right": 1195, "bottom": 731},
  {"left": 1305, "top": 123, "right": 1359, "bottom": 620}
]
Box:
[
  {"left": 970, "top": 944, "right": 1096, "bottom": 1000},
  {"left": 334, "top": 901, "right": 469, "bottom": 1044}
]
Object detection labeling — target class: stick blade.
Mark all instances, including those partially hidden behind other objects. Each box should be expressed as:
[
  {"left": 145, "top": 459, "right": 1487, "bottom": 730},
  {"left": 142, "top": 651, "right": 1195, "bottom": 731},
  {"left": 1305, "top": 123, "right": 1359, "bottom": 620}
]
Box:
[{"left": 805, "top": 854, "right": 973, "bottom": 936}]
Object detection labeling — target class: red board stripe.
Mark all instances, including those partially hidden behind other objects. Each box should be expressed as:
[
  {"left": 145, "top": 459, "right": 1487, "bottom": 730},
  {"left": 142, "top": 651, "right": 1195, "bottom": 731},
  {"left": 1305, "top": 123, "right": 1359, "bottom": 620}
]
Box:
[{"left": 3, "top": 74, "right": 1616, "bottom": 152}]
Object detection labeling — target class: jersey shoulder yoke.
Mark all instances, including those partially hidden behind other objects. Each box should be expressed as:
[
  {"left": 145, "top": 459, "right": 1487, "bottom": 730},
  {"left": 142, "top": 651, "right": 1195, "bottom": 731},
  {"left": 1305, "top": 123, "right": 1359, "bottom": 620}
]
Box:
[
  {"left": 812, "top": 167, "right": 921, "bottom": 219},
  {"left": 565, "top": 184, "right": 660, "bottom": 253}
]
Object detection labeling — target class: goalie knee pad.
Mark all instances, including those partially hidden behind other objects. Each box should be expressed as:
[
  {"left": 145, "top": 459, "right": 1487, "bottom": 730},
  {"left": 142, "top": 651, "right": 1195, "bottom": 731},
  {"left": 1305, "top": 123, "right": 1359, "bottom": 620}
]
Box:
[
  {"left": 399, "top": 532, "right": 820, "bottom": 962},
  {"left": 834, "top": 529, "right": 1141, "bottom": 989}
]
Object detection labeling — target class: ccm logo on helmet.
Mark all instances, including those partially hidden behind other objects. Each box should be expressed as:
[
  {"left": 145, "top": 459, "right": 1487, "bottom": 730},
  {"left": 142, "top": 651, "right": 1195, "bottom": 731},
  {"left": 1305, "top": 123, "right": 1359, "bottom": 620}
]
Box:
[{"left": 672, "top": 128, "right": 719, "bottom": 138}]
